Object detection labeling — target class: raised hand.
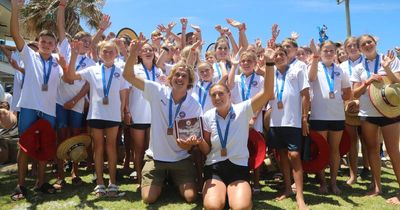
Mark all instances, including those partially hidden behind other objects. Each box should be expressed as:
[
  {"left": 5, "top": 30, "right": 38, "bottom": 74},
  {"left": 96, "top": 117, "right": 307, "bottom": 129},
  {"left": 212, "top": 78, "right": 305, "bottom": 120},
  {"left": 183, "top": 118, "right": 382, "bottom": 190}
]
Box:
[
  {"left": 226, "top": 18, "right": 243, "bottom": 29},
  {"left": 99, "top": 14, "right": 111, "bottom": 31},
  {"left": 157, "top": 24, "right": 167, "bottom": 33},
  {"left": 70, "top": 40, "right": 83, "bottom": 56},
  {"left": 129, "top": 32, "right": 148, "bottom": 53},
  {"left": 230, "top": 47, "right": 242, "bottom": 65},
  {"left": 222, "top": 27, "right": 232, "bottom": 36},
  {"left": 381, "top": 50, "right": 396, "bottom": 70},
  {"left": 56, "top": 53, "right": 67, "bottom": 69},
  {"left": 215, "top": 25, "right": 224, "bottom": 35},
  {"left": 11, "top": 0, "right": 24, "bottom": 9},
  {"left": 255, "top": 38, "right": 262, "bottom": 48},
  {"left": 190, "top": 24, "right": 201, "bottom": 33},
  {"left": 180, "top": 18, "right": 188, "bottom": 28},
  {"left": 309, "top": 39, "right": 319, "bottom": 56},
  {"left": 291, "top": 31, "right": 300, "bottom": 40},
  {"left": 271, "top": 24, "right": 280, "bottom": 40},
  {"left": 264, "top": 47, "right": 275, "bottom": 63}
]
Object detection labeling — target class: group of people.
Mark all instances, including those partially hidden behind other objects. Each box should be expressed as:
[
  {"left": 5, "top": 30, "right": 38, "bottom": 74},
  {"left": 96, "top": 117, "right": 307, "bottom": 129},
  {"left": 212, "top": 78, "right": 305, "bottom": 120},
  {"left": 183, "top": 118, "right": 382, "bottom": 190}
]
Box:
[{"left": 1, "top": 0, "right": 399, "bottom": 209}]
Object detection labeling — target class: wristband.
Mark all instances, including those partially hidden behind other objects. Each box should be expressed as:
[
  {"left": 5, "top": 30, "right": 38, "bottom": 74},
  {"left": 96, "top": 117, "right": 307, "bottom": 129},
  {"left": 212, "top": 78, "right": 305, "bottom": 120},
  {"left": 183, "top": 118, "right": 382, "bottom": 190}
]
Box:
[
  {"left": 59, "top": 3, "right": 66, "bottom": 7},
  {"left": 162, "top": 46, "right": 170, "bottom": 52},
  {"left": 191, "top": 48, "right": 196, "bottom": 52},
  {"left": 265, "top": 62, "right": 275, "bottom": 66},
  {"left": 313, "top": 55, "right": 320, "bottom": 58}
]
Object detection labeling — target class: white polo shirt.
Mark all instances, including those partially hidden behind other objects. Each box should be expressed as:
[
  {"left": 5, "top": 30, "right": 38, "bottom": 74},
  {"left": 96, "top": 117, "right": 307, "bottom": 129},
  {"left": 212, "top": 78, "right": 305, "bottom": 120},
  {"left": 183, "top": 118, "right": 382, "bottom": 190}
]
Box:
[
  {"left": 17, "top": 44, "right": 63, "bottom": 117},
  {"left": 191, "top": 77, "right": 220, "bottom": 113},
  {"left": 203, "top": 100, "right": 253, "bottom": 166},
  {"left": 10, "top": 51, "right": 24, "bottom": 112},
  {"left": 350, "top": 54, "right": 400, "bottom": 117},
  {"left": 129, "top": 64, "right": 164, "bottom": 124},
  {"left": 339, "top": 56, "right": 364, "bottom": 80},
  {"left": 231, "top": 72, "right": 264, "bottom": 132},
  {"left": 143, "top": 80, "right": 202, "bottom": 162},
  {"left": 78, "top": 64, "right": 129, "bottom": 122},
  {"left": 269, "top": 65, "right": 310, "bottom": 128},
  {"left": 309, "top": 62, "right": 351, "bottom": 121},
  {"left": 57, "top": 38, "right": 96, "bottom": 113}
]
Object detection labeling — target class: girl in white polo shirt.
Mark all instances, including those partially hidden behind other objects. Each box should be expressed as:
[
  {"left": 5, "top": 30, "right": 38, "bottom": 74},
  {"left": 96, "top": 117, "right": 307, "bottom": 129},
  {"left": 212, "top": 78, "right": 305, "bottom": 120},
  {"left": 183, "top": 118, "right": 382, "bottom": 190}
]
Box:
[
  {"left": 123, "top": 36, "right": 202, "bottom": 204},
  {"left": 339, "top": 36, "right": 369, "bottom": 186},
  {"left": 65, "top": 40, "right": 129, "bottom": 197},
  {"left": 351, "top": 34, "right": 400, "bottom": 204},
  {"left": 127, "top": 42, "right": 164, "bottom": 186},
  {"left": 308, "top": 40, "right": 351, "bottom": 194},
  {"left": 196, "top": 47, "right": 274, "bottom": 210}
]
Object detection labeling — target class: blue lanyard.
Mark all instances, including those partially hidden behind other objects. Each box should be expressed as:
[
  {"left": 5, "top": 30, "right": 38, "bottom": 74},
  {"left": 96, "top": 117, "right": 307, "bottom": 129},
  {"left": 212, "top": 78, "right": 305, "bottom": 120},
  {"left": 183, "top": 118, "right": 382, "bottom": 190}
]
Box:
[
  {"left": 198, "top": 81, "right": 212, "bottom": 110},
  {"left": 76, "top": 56, "right": 87, "bottom": 70},
  {"left": 101, "top": 64, "right": 116, "bottom": 98},
  {"left": 39, "top": 55, "right": 53, "bottom": 86},
  {"left": 168, "top": 93, "right": 187, "bottom": 129},
  {"left": 322, "top": 63, "right": 335, "bottom": 93},
  {"left": 347, "top": 55, "right": 363, "bottom": 76},
  {"left": 275, "top": 67, "right": 288, "bottom": 102},
  {"left": 240, "top": 72, "right": 255, "bottom": 101},
  {"left": 216, "top": 106, "right": 234, "bottom": 149},
  {"left": 365, "top": 54, "right": 380, "bottom": 78},
  {"left": 143, "top": 64, "right": 156, "bottom": 81},
  {"left": 214, "top": 63, "right": 222, "bottom": 79},
  {"left": 289, "top": 58, "right": 296, "bottom": 66}
]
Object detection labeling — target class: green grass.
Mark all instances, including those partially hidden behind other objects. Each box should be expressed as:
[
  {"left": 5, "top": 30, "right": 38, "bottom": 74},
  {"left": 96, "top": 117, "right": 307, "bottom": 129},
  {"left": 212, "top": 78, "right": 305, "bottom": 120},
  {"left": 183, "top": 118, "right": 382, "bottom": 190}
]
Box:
[{"left": 0, "top": 163, "right": 399, "bottom": 210}]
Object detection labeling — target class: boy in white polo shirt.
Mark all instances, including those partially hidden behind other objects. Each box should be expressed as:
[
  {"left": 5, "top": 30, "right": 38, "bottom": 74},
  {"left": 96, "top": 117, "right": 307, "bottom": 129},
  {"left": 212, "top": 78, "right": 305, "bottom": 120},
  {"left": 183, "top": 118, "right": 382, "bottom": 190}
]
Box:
[{"left": 10, "top": 0, "right": 67, "bottom": 200}]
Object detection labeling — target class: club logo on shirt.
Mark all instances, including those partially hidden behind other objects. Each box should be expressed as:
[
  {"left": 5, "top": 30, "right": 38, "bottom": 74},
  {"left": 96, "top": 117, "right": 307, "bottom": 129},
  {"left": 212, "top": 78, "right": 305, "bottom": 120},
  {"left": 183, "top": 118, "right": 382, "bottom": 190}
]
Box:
[
  {"left": 160, "top": 99, "right": 167, "bottom": 106},
  {"left": 114, "top": 72, "right": 120, "bottom": 78},
  {"left": 179, "top": 111, "right": 186, "bottom": 118},
  {"left": 156, "top": 72, "right": 161, "bottom": 78},
  {"left": 252, "top": 81, "right": 258, "bottom": 87},
  {"left": 230, "top": 113, "right": 236, "bottom": 119},
  {"left": 52, "top": 63, "right": 58, "bottom": 67},
  {"left": 334, "top": 72, "right": 341, "bottom": 77},
  {"left": 81, "top": 63, "right": 86, "bottom": 68}
]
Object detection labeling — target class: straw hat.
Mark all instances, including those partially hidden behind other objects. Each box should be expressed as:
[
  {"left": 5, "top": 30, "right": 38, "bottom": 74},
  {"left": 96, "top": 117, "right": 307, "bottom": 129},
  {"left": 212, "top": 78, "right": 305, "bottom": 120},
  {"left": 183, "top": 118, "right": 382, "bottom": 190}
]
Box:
[
  {"left": 368, "top": 77, "right": 400, "bottom": 118},
  {"left": 57, "top": 135, "right": 91, "bottom": 162}
]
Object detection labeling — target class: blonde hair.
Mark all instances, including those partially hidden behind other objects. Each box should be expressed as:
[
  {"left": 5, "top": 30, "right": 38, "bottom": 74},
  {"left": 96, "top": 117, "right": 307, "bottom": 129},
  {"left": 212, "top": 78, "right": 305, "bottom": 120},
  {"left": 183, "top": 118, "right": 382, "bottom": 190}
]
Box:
[
  {"left": 167, "top": 60, "right": 195, "bottom": 90},
  {"left": 97, "top": 40, "right": 120, "bottom": 55}
]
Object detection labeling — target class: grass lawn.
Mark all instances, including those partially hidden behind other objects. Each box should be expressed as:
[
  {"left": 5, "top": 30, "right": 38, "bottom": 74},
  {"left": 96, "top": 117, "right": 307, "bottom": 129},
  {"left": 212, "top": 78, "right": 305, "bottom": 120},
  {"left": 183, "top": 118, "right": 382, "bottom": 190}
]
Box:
[{"left": 0, "top": 162, "right": 399, "bottom": 210}]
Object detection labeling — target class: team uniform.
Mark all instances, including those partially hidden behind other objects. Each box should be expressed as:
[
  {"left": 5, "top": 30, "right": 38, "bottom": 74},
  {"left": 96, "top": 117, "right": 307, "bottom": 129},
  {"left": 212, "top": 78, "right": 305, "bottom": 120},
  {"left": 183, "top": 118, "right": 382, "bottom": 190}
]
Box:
[
  {"left": 202, "top": 100, "right": 253, "bottom": 184},
  {"left": 231, "top": 72, "right": 264, "bottom": 132},
  {"left": 309, "top": 62, "right": 351, "bottom": 131},
  {"left": 57, "top": 38, "right": 96, "bottom": 128},
  {"left": 141, "top": 80, "right": 202, "bottom": 187},
  {"left": 9, "top": 51, "right": 24, "bottom": 113},
  {"left": 268, "top": 65, "right": 310, "bottom": 151},
  {"left": 129, "top": 63, "right": 164, "bottom": 128},
  {"left": 77, "top": 64, "right": 129, "bottom": 128},
  {"left": 191, "top": 77, "right": 220, "bottom": 113},
  {"left": 350, "top": 54, "right": 400, "bottom": 126},
  {"left": 17, "top": 44, "right": 63, "bottom": 133}
]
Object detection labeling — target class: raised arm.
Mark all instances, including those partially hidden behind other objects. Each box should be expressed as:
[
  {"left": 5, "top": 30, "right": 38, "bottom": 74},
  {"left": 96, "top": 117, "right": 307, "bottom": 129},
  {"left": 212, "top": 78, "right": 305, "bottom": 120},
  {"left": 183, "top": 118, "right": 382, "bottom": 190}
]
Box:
[
  {"left": 381, "top": 50, "right": 400, "bottom": 83},
  {"left": 226, "top": 50, "right": 240, "bottom": 90},
  {"left": 10, "top": 0, "right": 25, "bottom": 51},
  {"left": 180, "top": 18, "right": 188, "bottom": 49},
  {"left": 92, "top": 14, "right": 111, "bottom": 46},
  {"left": 251, "top": 48, "right": 275, "bottom": 113},
  {"left": 123, "top": 33, "right": 146, "bottom": 91},
  {"left": 65, "top": 41, "right": 83, "bottom": 82},
  {"left": 227, "top": 18, "right": 248, "bottom": 50},
  {"left": 224, "top": 28, "right": 239, "bottom": 55},
  {"left": 308, "top": 39, "right": 320, "bottom": 82},
  {"left": 56, "top": 0, "right": 67, "bottom": 42}
]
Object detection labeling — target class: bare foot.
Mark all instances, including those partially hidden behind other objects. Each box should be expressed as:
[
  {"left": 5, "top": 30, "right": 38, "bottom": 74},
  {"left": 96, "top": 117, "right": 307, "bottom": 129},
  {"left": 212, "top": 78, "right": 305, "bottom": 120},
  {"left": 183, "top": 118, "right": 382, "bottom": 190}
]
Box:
[
  {"left": 331, "top": 185, "right": 342, "bottom": 195},
  {"left": 275, "top": 190, "right": 293, "bottom": 201},
  {"left": 365, "top": 189, "right": 381, "bottom": 197},
  {"left": 386, "top": 194, "right": 400, "bottom": 205},
  {"left": 319, "top": 185, "right": 328, "bottom": 194},
  {"left": 346, "top": 177, "right": 356, "bottom": 186},
  {"left": 297, "top": 198, "right": 309, "bottom": 210}
]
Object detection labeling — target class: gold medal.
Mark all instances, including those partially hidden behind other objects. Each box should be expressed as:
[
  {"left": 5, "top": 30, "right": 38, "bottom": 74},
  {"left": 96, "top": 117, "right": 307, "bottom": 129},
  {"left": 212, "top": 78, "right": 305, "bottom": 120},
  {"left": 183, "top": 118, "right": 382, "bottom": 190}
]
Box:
[{"left": 221, "top": 148, "right": 227, "bottom": 157}]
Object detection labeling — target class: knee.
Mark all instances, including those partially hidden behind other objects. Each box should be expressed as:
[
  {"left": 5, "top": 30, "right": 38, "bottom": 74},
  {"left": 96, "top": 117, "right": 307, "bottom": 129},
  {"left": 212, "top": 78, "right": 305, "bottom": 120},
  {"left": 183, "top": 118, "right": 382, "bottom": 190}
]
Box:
[
  {"left": 204, "top": 201, "right": 225, "bottom": 210},
  {"left": 141, "top": 193, "right": 159, "bottom": 204},
  {"left": 182, "top": 189, "right": 197, "bottom": 203},
  {"left": 230, "top": 200, "right": 252, "bottom": 210}
]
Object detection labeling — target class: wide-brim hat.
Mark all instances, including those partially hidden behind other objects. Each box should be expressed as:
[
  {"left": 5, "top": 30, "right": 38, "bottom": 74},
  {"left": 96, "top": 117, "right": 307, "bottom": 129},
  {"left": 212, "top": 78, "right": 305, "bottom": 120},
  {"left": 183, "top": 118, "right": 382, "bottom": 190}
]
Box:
[
  {"left": 248, "top": 128, "right": 266, "bottom": 170},
  {"left": 18, "top": 119, "right": 56, "bottom": 161},
  {"left": 302, "top": 130, "right": 330, "bottom": 173},
  {"left": 57, "top": 134, "right": 91, "bottom": 162},
  {"left": 344, "top": 100, "right": 361, "bottom": 126},
  {"left": 369, "top": 76, "right": 400, "bottom": 118},
  {"left": 339, "top": 129, "right": 351, "bottom": 156}
]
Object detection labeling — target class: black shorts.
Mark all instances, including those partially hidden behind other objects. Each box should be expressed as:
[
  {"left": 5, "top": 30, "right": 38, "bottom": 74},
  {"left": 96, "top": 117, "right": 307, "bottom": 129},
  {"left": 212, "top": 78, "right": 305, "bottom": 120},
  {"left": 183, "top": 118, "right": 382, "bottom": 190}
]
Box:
[
  {"left": 87, "top": 119, "right": 120, "bottom": 129},
  {"left": 309, "top": 120, "right": 345, "bottom": 131},
  {"left": 268, "top": 127, "right": 302, "bottom": 151},
  {"left": 130, "top": 123, "right": 151, "bottom": 130},
  {"left": 204, "top": 159, "right": 249, "bottom": 185},
  {"left": 363, "top": 117, "right": 400, "bottom": 127}
]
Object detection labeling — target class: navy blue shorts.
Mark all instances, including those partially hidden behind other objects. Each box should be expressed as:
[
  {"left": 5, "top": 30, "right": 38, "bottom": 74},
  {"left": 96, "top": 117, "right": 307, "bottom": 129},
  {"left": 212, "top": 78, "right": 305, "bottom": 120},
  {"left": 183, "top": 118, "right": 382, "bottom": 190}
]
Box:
[
  {"left": 204, "top": 159, "right": 249, "bottom": 185},
  {"left": 309, "top": 120, "right": 345, "bottom": 131},
  {"left": 18, "top": 108, "right": 56, "bottom": 134},
  {"left": 56, "top": 104, "right": 83, "bottom": 129},
  {"left": 130, "top": 123, "right": 151, "bottom": 130},
  {"left": 268, "top": 127, "right": 302, "bottom": 151},
  {"left": 87, "top": 119, "right": 120, "bottom": 129},
  {"left": 363, "top": 117, "right": 400, "bottom": 127}
]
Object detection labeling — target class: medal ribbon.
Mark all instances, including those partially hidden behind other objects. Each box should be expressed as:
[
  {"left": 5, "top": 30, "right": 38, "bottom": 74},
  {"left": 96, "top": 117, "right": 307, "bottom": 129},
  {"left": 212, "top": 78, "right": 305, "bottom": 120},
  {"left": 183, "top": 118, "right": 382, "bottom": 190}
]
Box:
[
  {"left": 322, "top": 63, "right": 335, "bottom": 94},
  {"left": 275, "top": 66, "right": 288, "bottom": 102},
  {"left": 143, "top": 64, "right": 156, "bottom": 81},
  {"left": 39, "top": 55, "right": 53, "bottom": 87},
  {"left": 216, "top": 106, "right": 234, "bottom": 150},
  {"left": 240, "top": 72, "right": 255, "bottom": 101},
  {"left": 198, "top": 81, "right": 212, "bottom": 110},
  {"left": 168, "top": 93, "right": 187, "bottom": 130},
  {"left": 365, "top": 54, "right": 380, "bottom": 78},
  {"left": 102, "top": 64, "right": 116, "bottom": 98}
]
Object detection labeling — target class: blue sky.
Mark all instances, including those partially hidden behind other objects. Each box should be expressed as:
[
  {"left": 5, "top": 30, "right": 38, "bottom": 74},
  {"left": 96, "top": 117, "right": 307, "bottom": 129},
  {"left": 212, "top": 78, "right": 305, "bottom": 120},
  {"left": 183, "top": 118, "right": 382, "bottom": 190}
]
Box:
[{"left": 86, "top": 0, "right": 399, "bottom": 54}]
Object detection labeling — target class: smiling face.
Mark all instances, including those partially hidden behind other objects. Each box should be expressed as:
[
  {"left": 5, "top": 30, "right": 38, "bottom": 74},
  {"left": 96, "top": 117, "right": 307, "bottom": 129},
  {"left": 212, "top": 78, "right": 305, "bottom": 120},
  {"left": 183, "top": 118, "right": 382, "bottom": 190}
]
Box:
[
  {"left": 358, "top": 35, "right": 377, "bottom": 59},
  {"left": 215, "top": 40, "right": 229, "bottom": 61},
  {"left": 344, "top": 38, "right": 360, "bottom": 60},
  {"left": 139, "top": 43, "right": 155, "bottom": 64},
  {"left": 38, "top": 35, "right": 56, "bottom": 56},
  {"left": 167, "top": 62, "right": 195, "bottom": 91},
  {"left": 99, "top": 41, "right": 118, "bottom": 66},
  {"left": 336, "top": 47, "right": 348, "bottom": 63},
  {"left": 273, "top": 47, "right": 289, "bottom": 69},
  {"left": 240, "top": 52, "right": 256, "bottom": 76},
  {"left": 209, "top": 84, "right": 231, "bottom": 111},
  {"left": 320, "top": 42, "right": 336, "bottom": 65},
  {"left": 282, "top": 39, "right": 298, "bottom": 60},
  {"left": 198, "top": 62, "right": 214, "bottom": 82}
]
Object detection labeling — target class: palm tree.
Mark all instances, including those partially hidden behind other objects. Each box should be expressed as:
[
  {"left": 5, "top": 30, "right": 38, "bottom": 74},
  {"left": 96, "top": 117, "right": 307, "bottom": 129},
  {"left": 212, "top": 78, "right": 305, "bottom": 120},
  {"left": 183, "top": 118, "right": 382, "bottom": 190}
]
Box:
[{"left": 19, "top": 0, "right": 105, "bottom": 39}]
